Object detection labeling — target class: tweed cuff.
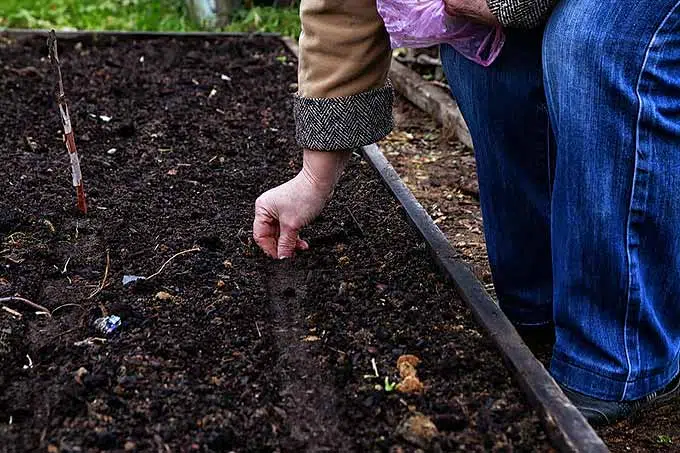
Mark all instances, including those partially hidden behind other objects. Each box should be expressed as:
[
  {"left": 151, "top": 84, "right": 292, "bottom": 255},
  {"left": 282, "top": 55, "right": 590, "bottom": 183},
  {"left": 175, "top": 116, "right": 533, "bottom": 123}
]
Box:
[
  {"left": 293, "top": 82, "right": 394, "bottom": 151},
  {"left": 487, "top": 0, "right": 556, "bottom": 29}
]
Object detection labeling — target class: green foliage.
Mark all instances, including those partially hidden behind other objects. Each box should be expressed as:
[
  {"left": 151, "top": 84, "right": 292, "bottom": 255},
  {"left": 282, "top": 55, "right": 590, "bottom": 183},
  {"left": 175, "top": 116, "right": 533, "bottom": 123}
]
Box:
[
  {"left": 224, "top": 6, "right": 300, "bottom": 38},
  {"left": 0, "top": 0, "right": 198, "bottom": 32},
  {"left": 0, "top": 0, "right": 301, "bottom": 38}
]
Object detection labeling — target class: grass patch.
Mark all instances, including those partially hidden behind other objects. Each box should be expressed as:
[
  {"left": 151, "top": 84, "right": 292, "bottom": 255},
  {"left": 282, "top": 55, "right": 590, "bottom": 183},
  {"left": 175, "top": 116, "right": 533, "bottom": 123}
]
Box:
[
  {"left": 225, "top": 6, "right": 300, "bottom": 38},
  {"left": 0, "top": 0, "right": 198, "bottom": 32},
  {"left": 0, "top": 0, "right": 300, "bottom": 38}
]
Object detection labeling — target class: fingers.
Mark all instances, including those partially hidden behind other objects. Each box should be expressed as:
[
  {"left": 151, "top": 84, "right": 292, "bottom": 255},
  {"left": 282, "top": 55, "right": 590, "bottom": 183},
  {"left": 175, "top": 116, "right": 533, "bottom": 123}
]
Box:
[
  {"left": 277, "top": 227, "right": 300, "bottom": 259},
  {"left": 296, "top": 239, "right": 309, "bottom": 251},
  {"left": 253, "top": 199, "right": 310, "bottom": 259},
  {"left": 253, "top": 199, "right": 279, "bottom": 258}
]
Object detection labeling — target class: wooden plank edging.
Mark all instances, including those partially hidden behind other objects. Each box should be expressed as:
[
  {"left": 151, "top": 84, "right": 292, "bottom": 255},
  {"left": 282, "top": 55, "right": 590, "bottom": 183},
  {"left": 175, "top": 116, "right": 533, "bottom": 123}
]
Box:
[{"left": 388, "top": 60, "right": 473, "bottom": 148}]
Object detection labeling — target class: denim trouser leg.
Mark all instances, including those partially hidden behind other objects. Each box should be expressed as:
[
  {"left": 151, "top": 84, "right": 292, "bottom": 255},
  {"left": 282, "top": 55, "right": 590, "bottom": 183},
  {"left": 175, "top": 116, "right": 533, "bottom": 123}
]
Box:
[
  {"left": 442, "top": 0, "right": 680, "bottom": 400},
  {"left": 440, "top": 28, "right": 554, "bottom": 327},
  {"left": 544, "top": 0, "right": 680, "bottom": 400}
]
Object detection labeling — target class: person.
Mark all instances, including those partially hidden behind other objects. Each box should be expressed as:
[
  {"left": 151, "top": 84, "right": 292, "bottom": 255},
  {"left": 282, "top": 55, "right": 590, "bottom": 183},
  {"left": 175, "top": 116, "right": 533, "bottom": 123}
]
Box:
[{"left": 252, "top": 0, "right": 680, "bottom": 427}]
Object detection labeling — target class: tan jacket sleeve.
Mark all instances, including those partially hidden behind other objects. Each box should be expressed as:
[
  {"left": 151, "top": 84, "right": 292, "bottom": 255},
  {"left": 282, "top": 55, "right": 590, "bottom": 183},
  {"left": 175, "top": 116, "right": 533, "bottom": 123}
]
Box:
[{"left": 293, "top": 0, "right": 394, "bottom": 151}]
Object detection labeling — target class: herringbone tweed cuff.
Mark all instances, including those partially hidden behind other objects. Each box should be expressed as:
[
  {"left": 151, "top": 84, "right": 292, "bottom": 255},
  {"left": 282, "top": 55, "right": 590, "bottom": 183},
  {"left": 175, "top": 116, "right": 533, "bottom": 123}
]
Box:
[
  {"left": 487, "top": 0, "right": 556, "bottom": 28},
  {"left": 293, "top": 83, "right": 394, "bottom": 151}
]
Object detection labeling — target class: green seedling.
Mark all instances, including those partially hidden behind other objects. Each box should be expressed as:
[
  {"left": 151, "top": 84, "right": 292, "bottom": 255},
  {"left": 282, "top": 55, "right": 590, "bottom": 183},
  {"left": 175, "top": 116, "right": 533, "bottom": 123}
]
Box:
[
  {"left": 384, "top": 376, "right": 397, "bottom": 392},
  {"left": 656, "top": 435, "right": 673, "bottom": 445}
]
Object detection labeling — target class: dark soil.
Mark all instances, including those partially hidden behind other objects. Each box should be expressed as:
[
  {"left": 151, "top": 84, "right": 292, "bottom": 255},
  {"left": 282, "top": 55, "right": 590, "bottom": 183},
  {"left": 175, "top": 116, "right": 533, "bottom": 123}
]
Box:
[
  {"left": 384, "top": 94, "right": 680, "bottom": 452},
  {"left": 0, "top": 34, "right": 552, "bottom": 452}
]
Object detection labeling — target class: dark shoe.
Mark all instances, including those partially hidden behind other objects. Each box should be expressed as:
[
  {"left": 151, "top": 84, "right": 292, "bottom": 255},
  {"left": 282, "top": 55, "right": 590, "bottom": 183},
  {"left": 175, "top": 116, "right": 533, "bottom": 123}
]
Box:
[{"left": 559, "top": 372, "right": 680, "bottom": 427}]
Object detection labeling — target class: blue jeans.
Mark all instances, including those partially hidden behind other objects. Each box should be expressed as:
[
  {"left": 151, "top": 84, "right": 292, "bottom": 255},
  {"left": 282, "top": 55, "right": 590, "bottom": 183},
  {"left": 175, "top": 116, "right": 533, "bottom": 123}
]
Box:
[{"left": 441, "top": 0, "right": 680, "bottom": 401}]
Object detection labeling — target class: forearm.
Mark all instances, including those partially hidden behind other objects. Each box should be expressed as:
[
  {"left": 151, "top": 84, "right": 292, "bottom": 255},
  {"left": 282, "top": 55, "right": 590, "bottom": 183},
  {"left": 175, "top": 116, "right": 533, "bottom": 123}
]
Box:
[
  {"left": 486, "top": 0, "right": 558, "bottom": 28},
  {"left": 301, "top": 149, "right": 351, "bottom": 191}
]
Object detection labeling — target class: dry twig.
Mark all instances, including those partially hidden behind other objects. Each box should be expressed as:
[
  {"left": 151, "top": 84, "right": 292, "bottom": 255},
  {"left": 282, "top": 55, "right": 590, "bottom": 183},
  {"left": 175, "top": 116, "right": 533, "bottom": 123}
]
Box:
[
  {"left": 1, "top": 306, "right": 22, "bottom": 318},
  {"left": 88, "top": 250, "right": 110, "bottom": 299},
  {"left": 0, "top": 296, "right": 51, "bottom": 317},
  {"left": 346, "top": 206, "right": 365, "bottom": 237},
  {"left": 47, "top": 30, "right": 87, "bottom": 214},
  {"left": 145, "top": 247, "right": 201, "bottom": 281},
  {"left": 51, "top": 303, "right": 84, "bottom": 316}
]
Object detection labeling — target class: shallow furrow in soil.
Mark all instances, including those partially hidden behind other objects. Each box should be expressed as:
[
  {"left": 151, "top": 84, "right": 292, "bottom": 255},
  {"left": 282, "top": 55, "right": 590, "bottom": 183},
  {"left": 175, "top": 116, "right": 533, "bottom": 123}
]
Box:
[{"left": 266, "top": 263, "right": 351, "bottom": 452}]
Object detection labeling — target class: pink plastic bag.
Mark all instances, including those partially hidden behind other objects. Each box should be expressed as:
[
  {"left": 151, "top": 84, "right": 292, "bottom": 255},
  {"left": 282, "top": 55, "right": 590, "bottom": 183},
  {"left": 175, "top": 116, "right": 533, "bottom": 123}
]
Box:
[{"left": 377, "top": 0, "right": 505, "bottom": 67}]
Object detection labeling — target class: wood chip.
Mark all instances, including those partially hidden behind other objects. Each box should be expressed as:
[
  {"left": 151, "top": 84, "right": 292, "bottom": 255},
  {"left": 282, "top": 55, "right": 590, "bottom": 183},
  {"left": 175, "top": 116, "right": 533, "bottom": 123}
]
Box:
[
  {"left": 396, "top": 375, "right": 424, "bottom": 394},
  {"left": 155, "top": 291, "right": 173, "bottom": 301}
]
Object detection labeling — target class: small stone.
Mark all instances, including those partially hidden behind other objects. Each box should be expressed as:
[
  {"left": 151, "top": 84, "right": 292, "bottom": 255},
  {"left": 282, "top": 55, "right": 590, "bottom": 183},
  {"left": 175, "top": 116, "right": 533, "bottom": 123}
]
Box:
[
  {"left": 24, "top": 136, "right": 38, "bottom": 152},
  {"left": 302, "top": 335, "right": 320, "bottom": 342},
  {"left": 124, "top": 441, "right": 137, "bottom": 451},
  {"left": 216, "top": 280, "right": 225, "bottom": 288},
  {"left": 47, "top": 445, "right": 59, "bottom": 453},
  {"left": 106, "top": 148, "right": 117, "bottom": 155},
  {"left": 395, "top": 413, "right": 439, "bottom": 449},
  {"left": 167, "top": 169, "right": 178, "bottom": 176},
  {"left": 75, "top": 367, "right": 88, "bottom": 385},
  {"left": 155, "top": 291, "right": 173, "bottom": 301},
  {"left": 338, "top": 256, "right": 350, "bottom": 266},
  {"left": 223, "top": 260, "right": 233, "bottom": 269}
]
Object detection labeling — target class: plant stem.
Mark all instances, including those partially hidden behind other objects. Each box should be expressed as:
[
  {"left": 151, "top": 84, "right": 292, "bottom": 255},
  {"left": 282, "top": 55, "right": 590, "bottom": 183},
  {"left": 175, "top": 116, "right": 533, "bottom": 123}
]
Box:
[{"left": 47, "top": 30, "right": 87, "bottom": 214}]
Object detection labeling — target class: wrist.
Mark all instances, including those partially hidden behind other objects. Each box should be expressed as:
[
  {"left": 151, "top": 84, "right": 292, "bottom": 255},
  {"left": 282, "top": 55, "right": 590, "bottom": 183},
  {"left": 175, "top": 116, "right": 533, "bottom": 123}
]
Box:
[{"left": 301, "top": 149, "right": 351, "bottom": 192}]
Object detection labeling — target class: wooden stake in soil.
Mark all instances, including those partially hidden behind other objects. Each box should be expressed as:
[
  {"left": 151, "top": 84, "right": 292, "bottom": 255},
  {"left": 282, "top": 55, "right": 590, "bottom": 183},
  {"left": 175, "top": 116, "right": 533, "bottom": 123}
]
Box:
[{"left": 47, "top": 30, "right": 87, "bottom": 214}]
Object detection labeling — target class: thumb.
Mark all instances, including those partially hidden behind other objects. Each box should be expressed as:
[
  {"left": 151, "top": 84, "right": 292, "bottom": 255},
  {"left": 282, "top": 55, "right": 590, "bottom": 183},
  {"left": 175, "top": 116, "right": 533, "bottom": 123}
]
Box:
[{"left": 277, "top": 226, "right": 300, "bottom": 259}]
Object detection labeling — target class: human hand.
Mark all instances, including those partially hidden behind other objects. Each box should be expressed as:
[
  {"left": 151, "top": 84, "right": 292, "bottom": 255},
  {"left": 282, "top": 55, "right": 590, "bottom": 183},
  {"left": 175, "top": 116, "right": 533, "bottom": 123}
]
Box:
[
  {"left": 253, "top": 149, "right": 351, "bottom": 259},
  {"left": 443, "top": 0, "right": 499, "bottom": 25}
]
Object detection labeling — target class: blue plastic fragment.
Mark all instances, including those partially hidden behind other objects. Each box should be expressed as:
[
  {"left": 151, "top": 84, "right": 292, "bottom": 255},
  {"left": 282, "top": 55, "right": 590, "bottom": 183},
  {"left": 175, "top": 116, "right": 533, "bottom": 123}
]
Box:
[
  {"left": 94, "top": 315, "right": 121, "bottom": 334},
  {"left": 122, "top": 275, "right": 146, "bottom": 286}
]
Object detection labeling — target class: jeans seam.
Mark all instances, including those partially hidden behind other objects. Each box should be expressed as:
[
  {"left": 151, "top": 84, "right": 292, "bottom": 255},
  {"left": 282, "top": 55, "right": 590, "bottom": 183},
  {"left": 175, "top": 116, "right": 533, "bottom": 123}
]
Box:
[
  {"left": 545, "top": 115, "right": 552, "bottom": 199},
  {"left": 623, "top": 0, "right": 680, "bottom": 400},
  {"left": 554, "top": 350, "right": 675, "bottom": 382}
]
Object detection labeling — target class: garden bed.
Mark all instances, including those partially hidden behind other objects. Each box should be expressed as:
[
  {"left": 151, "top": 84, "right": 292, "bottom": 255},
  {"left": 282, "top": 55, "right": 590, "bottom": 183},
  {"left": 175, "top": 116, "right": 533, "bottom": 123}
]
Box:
[{"left": 0, "top": 34, "right": 552, "bottom": 452}]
